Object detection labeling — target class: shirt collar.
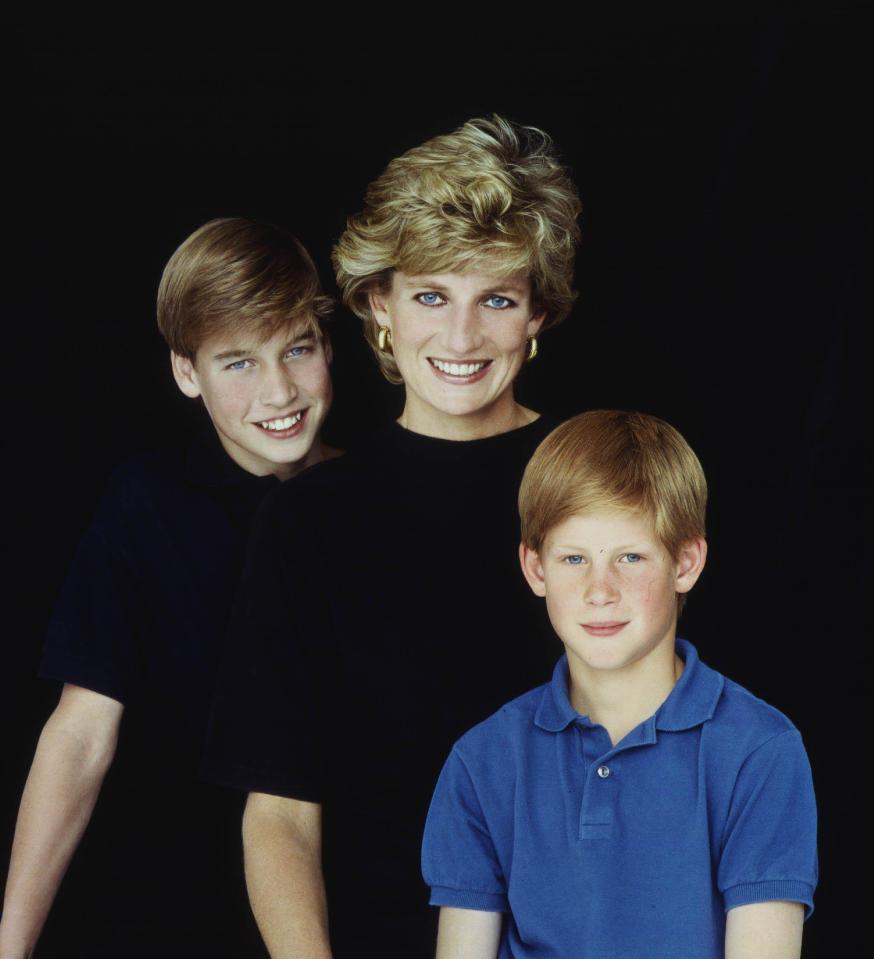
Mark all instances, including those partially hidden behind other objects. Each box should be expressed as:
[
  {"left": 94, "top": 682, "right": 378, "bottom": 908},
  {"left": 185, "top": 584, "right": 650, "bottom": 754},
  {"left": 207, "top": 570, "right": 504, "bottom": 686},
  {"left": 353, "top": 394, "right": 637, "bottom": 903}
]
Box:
[
  {"left": 534, "top": 656, "right": 579, "bottom": 732},
  {"left": 534, "top": 639, "right": 724, "bottom": 734},
  {"left": 183, "top": 427, "right": 281, "bottom": 490}
]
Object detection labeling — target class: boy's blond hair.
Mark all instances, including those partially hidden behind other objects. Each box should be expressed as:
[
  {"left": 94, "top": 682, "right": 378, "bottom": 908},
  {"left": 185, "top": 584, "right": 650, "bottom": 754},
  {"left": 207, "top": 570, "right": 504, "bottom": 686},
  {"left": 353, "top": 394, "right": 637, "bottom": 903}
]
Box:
[
  {"left": 332, "top": 115, "right": 582, "bottom": 383},
  {"left": 519, "top": 411, "right": 707, "bottom": 607},
  {"left": 157, "top": 217, "right": 332, "bottom": 360}
]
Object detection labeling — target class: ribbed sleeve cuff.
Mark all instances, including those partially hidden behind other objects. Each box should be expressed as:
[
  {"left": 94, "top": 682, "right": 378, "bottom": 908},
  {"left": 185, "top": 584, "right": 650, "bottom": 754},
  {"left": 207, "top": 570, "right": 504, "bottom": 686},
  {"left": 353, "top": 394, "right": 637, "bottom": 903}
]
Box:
[
  {"left": 724, "top": 880, "right": 815, "bottom": 919},
  {"left": 428, "top": 886, "right": 508, "bottom": 912}
]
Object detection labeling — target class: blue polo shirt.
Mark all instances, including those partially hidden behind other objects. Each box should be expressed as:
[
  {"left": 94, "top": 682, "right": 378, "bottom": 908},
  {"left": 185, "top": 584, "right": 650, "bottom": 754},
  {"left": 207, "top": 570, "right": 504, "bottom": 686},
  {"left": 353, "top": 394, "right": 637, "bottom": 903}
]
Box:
[{"left": 422, "top": 640, "right": 817, "bottom": 959}]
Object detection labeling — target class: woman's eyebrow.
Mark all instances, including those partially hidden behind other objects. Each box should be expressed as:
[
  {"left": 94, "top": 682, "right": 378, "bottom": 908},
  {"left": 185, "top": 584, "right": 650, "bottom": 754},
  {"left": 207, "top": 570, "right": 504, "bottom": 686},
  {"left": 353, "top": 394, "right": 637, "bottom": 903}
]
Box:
[{"left": 399, "top": 276, "right": 449, "bottom": 290}]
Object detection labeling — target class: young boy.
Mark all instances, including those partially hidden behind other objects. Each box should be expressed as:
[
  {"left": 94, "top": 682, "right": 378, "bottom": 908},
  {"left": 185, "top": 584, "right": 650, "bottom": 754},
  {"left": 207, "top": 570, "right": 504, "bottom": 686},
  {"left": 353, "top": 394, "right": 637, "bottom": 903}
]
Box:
[
  {"left": 0, "top": 218, "right": 335, "bottom": 959},
  {"left": 422, "top": 410, "right": 818, "bottom": 959}
]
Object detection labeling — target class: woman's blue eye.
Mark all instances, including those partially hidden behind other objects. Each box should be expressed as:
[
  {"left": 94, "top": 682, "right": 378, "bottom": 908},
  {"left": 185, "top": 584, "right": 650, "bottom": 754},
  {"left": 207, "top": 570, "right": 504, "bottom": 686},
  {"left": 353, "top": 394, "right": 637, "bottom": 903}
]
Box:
[
  {"left": 286, "top": 346, "right": 309, "bottom": 358},
  {"left": 227, "top": 359, "right": 250, "bottom": 371},
  {"left": 417, "top": 292, "right": 444, "bottom": 306},
  {"left": 565, "top": 555, "right": 584, "bottom": 565},
  {"left": 485, "top": 295, "right": 513, "bottom": 309},
  {"left": 622, "top": 553, "right": 642, "bottom": 563}
]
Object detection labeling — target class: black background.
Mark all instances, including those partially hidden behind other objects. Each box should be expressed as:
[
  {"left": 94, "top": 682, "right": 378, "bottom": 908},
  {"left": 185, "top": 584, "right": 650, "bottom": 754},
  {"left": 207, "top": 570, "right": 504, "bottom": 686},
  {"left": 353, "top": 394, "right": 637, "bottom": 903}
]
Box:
[{"left": 3, "top": 16, "right": 870, "bottom": 956}]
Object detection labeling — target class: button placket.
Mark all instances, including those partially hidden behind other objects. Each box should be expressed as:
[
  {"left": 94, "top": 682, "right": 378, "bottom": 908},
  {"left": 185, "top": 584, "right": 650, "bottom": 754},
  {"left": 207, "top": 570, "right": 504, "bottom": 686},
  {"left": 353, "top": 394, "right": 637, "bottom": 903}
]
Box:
[{"left": 578, "top": 733, "right": 617, "bottom": 841}]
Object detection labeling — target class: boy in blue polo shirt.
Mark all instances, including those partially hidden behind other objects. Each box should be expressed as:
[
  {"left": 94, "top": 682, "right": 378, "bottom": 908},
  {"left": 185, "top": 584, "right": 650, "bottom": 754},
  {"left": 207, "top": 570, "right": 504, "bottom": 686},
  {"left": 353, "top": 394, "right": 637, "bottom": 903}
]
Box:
[{"left": 422, "top": 410, "right": 817, "bottom": 959}]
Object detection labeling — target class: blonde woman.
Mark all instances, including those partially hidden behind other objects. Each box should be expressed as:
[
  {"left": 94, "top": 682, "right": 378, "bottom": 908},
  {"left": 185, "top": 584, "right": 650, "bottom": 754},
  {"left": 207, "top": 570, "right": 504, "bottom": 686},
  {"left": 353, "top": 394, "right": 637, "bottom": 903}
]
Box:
[{"left": 205, "top": 117, "right": 582, "bottom": 959}]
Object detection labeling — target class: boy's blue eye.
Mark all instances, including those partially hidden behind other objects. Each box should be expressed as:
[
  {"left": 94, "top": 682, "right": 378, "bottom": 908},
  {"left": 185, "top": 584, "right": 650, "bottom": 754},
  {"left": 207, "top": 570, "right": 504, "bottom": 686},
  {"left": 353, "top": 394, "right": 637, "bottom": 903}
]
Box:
[
  {"left": 286, "top": 346, "right": 309, "bottom": 358},
  {"left": 227, "top": 359, "right": 251, "bottom": 371},
  {"left": 485, "top": 295, "right": 513, "bottom": 309},
  {"left": 565, "top": 555, "right": 584, "bottom": 565},
  {"left": 416, "top": 292, "right": 445, "bottom": 306},
  {"left": 622, "top": 553, "right": 642, "bottom": 563}
]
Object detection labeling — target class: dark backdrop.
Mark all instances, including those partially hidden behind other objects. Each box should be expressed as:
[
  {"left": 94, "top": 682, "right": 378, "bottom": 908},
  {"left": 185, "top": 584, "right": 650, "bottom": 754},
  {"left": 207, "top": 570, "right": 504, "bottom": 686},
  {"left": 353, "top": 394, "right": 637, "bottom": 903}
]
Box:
[{"left": 4, "top": 18, "right": 870, "bottom": 956}]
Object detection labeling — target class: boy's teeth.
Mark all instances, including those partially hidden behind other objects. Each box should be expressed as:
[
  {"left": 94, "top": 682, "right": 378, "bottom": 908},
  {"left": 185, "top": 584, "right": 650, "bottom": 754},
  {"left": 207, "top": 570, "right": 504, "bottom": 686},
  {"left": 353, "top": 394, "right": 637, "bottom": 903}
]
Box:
[
  {"left": 260, "top": 411, "right": 303, "bottom": 431},
  {"left": 431, "top": 359, "right": 487, "bottom": 376}
]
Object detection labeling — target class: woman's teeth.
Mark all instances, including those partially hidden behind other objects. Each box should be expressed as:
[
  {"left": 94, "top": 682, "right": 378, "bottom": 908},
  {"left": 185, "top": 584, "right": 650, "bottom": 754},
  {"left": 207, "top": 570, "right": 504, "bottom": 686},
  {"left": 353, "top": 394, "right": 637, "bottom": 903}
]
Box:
[
  {"left": 430, "top": 359, "right": 488, "bottom": 376},
  {"left": 259, "top": 411, "right": 303, "bottom": 431}
]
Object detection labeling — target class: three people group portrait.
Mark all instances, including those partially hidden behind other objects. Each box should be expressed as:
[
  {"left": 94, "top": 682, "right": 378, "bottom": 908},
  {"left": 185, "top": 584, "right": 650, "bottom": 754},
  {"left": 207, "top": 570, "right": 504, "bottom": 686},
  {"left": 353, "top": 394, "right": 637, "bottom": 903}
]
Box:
[{"left": 0, "top": 115, "right": 817, "bottom": 959}]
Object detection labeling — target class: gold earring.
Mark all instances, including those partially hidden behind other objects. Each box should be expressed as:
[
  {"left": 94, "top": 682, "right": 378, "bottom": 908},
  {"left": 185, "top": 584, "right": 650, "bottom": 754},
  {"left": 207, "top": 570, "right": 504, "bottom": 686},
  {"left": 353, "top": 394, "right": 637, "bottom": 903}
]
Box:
[
  {"left": 526, "top": 335, "right": 538, "bottom": 362},
  {"left": 377, "top": 325, "right": 393, "bottom": 354}
]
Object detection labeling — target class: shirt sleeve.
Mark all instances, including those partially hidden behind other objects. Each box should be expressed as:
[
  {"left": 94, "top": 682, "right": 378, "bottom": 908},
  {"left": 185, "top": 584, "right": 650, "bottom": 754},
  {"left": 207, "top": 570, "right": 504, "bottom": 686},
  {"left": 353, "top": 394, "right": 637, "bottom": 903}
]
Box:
[
  {"left": 717, "top": 728, "right": 818, "bottom": 918},
  {"left": 201, "top": 481, "right": 336, "bottom": 801},
  {"left": 422, "top": 747, "right": 509, "bottom": 913},
  {"left": 39, "top": 468, "right": 145, "bottom": 704}
]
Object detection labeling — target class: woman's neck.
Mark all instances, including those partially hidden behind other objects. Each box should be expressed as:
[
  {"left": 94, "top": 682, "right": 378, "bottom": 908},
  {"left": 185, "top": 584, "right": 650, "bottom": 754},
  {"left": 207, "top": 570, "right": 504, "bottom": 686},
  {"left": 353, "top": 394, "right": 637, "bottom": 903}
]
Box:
[{"left": 398, "top": 397, "right": 539, "bottom": 441}]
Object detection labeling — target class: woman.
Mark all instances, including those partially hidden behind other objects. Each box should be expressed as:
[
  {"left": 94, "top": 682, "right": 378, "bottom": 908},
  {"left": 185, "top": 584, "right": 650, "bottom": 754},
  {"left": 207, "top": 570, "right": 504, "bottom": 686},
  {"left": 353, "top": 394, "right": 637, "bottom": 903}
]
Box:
[{"left": 204, "top": 116, "right": 582, "bottom": 958}]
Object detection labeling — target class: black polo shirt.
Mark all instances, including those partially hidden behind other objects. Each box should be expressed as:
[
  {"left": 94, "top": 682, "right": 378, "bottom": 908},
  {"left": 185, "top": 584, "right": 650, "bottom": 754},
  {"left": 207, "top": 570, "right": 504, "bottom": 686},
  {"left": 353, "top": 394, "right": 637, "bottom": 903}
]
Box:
[
  {"left": 37, "top": 429, "right": 277, "bottom": 958},
  {"left": 204, "top": 417, "right": 562, "bottom": 959}
]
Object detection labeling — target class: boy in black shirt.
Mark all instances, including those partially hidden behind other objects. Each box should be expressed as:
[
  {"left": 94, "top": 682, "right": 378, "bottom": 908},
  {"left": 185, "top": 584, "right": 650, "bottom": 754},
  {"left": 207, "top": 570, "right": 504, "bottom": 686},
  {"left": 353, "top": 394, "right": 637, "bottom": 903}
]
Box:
[{"left": 0, "top": 218, "right": 335, "bottom": 958}]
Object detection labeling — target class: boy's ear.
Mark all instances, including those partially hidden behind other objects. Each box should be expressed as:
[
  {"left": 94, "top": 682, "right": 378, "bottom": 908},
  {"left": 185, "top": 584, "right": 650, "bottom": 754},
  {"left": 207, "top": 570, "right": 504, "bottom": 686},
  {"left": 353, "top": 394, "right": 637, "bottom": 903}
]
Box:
[
  {"left": 519, "top": 542, "right": 547, "bottom": 598},
  {"left": 170, "top": 351, "right": 202, "bottom": 399},
  {"left": 675, "top": 537, "right": 707, "bottom": 595}
]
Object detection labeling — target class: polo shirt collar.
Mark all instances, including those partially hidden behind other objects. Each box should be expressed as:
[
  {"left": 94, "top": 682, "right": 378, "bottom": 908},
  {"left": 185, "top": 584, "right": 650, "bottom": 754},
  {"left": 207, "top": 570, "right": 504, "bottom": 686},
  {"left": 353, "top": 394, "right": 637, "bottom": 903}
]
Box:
[
  {"left": 535, "top": 656, "right": 579, "bottom": 732},
  {"left": 534, "top": 639, "right": 724, "bottom": 734}
]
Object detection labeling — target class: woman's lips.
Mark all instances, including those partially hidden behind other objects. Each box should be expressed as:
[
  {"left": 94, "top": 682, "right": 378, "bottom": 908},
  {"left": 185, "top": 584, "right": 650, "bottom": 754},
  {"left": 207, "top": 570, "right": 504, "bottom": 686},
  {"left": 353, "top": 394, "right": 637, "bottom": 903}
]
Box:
[
  {"left": 580, "top": 622, "right": 628, "bottom": 637},
  {"left": 428, "top": 358, "right": 493, "bottom": 385}
]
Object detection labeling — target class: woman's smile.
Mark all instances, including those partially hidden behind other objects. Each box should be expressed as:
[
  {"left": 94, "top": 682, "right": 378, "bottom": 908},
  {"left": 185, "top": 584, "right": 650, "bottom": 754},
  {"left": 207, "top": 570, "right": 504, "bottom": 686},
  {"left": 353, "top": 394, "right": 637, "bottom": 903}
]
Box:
[{"left": 371, "top": 269, "right": 544, "bottom": 439}]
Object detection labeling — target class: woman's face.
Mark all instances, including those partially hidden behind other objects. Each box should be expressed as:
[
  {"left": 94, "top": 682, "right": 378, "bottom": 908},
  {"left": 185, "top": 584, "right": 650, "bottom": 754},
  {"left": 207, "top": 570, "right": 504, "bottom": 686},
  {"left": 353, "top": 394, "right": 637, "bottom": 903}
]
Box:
[{"left": 370, "top": 269, "right": 544, "bottom": 439}]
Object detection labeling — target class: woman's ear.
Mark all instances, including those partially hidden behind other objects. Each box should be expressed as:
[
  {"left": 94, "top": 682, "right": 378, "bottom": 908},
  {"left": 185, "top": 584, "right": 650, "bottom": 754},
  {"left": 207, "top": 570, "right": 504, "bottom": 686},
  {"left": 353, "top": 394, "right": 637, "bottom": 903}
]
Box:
[
  {"left": 369, "top": 289, "right": 392, "bottom": 330},
  {"left": 170, "top": 351, "right": 202, "bottom": 399},
  {"left": 519, "top": 542, "right": 547, "bottom": 597},
  {"left": 527, "top": 310, "right": 546, "bottom": 338}
]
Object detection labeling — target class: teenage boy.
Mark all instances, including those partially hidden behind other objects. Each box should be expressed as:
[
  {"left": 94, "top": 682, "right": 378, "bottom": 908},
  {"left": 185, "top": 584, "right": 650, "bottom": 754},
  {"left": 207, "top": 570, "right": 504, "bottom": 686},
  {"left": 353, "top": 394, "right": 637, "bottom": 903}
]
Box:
[
  {"left": 0, "top": 218, "right": 335, "bottom": 959},
  {"left": 422, "top": 410, "right": 818, "bottom": 959}
]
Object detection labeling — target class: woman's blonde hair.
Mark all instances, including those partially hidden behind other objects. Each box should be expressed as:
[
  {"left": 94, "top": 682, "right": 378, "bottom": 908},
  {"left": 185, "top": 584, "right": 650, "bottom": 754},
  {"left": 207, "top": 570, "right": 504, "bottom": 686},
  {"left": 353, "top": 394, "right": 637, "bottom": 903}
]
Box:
[
  {"left": 158, "top": 217, "right": 332, "bottom": 360},
  {"left": 333, "top": 115, "right": 582, "bottom": 382}
]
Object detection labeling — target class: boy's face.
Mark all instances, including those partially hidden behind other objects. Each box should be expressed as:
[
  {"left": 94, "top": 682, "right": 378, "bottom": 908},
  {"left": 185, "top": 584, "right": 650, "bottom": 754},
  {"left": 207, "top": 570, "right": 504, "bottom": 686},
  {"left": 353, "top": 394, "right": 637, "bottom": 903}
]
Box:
[
  {"left": 520, "top": 510, "right": 706, "bottom": 680},
  {"left": 171, "top": 323, "right": 332, "bottom": 480},
  {"left": 369, "top": 269, "right": 544, "bottom": 437}
]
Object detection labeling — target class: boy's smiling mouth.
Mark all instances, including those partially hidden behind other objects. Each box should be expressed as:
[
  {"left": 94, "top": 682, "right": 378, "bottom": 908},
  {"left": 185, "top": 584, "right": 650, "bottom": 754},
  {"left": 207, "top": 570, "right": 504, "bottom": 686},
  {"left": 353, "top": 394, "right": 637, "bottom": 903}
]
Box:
[
  {"left": 255, "top": 409, "right": 307, "bottom": 436},
  {"left": 427, "top": 358, "right": 493, "bottom": 383},
  {"left": 580, "top": 621, "right": 629, "bottom": 637}
]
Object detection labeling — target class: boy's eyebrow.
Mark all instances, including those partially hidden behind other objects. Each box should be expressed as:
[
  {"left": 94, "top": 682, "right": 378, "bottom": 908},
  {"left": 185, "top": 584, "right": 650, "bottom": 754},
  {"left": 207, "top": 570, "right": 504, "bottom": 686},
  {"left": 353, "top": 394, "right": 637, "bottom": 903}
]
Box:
[
  {"left": 211, "top": 333, "right": 316, "bottom": 363},
  {"left": 551, "top": 542, "right": 650, "bottom": 551},
  {"left": 212, "top": 349, "right": 254, "bottom": 362}
]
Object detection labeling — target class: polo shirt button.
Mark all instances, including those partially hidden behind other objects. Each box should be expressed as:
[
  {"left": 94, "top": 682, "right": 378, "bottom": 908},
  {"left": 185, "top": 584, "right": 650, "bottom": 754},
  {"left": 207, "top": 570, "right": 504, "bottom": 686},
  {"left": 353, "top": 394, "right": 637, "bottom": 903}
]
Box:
[{"left": 597, "top": 765, "right": 611, "bottom": 779}]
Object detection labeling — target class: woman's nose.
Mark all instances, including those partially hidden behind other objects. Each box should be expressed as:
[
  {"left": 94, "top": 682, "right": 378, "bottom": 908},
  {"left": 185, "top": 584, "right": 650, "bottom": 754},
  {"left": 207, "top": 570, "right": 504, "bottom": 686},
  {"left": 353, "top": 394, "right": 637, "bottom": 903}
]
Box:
[{"left": 444, "top": 303, "right": 485, "bottom": 354}]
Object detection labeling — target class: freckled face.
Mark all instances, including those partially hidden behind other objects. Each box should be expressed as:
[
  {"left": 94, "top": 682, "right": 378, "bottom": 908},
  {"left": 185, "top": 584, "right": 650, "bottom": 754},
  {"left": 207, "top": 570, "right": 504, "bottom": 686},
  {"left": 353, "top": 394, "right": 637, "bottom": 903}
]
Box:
[
  {"left": 171, "top": 324, "right": 332, "bottom": 480},
  {"left": 371, "top": 270, "right": 544, "bottom": 439},
  {"left": 520, "top": 511, "right": 705, "bottom": 680}
]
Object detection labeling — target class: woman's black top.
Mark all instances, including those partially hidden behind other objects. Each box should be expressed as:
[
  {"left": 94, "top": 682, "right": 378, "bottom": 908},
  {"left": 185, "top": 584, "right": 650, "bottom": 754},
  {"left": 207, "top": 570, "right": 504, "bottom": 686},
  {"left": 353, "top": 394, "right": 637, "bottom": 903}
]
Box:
[{"left": 205, "top": 417, "right": 561, "bottom": 958}]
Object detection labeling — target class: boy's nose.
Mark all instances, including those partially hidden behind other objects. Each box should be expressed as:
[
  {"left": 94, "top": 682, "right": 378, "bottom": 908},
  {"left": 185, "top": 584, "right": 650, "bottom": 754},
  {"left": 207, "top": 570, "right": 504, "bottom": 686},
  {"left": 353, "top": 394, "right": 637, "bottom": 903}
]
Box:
[
  {"left": 583, "top": 570, "right": 619, "bottom": 605},
  {"left": 261, "top": 367, "right": 299, "bottom": 408}
]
